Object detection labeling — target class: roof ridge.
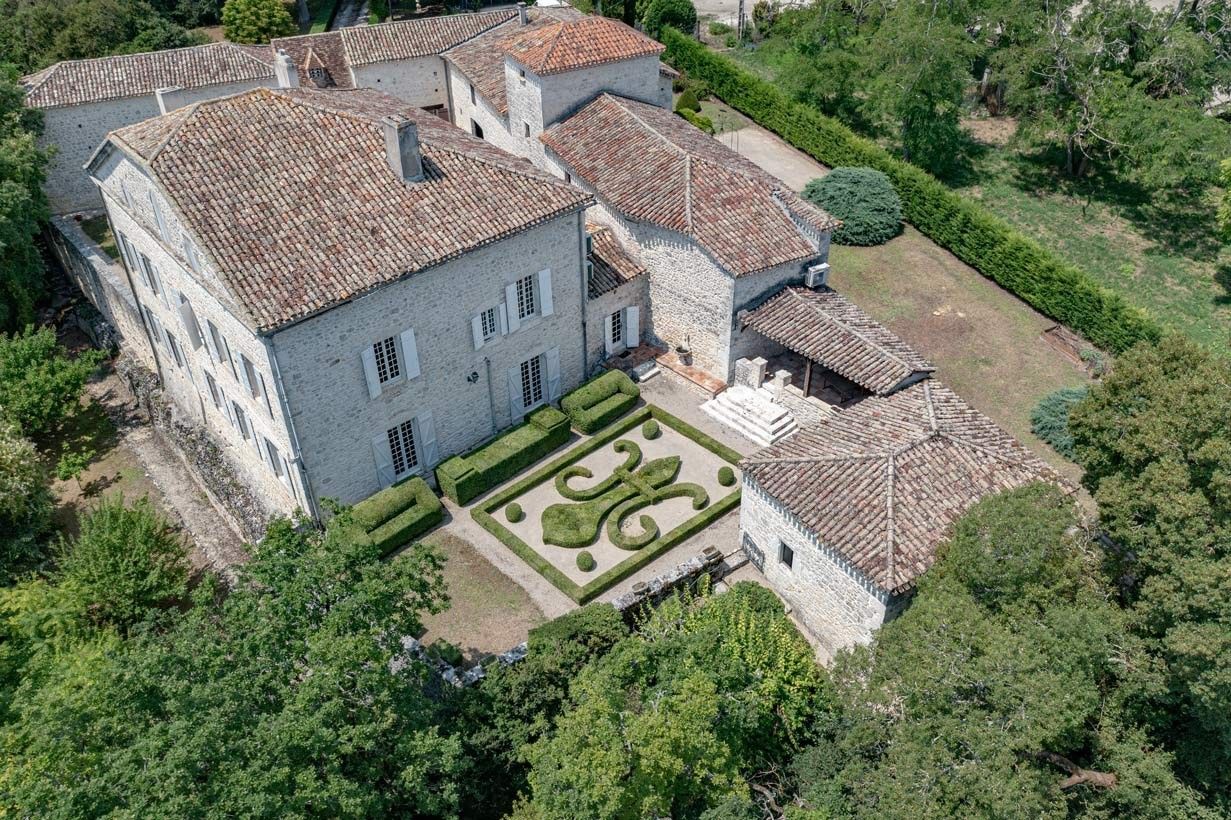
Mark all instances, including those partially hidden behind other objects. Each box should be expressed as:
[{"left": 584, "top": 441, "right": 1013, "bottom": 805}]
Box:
[
  {"left": 147, "top": 102, "right": 204, "bottom": 163},
  {"left": 884, "top": 451, "right": 896, "bottom": 590},
  {"left": 742, "top": 451, "right": 884, "bottom": 468},
  {"left": 923, "top": 379, "right": 938, "bottom": 432},
  {"left": 538, "top": 20, "right": 567, "bottom": 72},
  {"left": 790, "top": 287, "right": 922, "bottom": 373}
]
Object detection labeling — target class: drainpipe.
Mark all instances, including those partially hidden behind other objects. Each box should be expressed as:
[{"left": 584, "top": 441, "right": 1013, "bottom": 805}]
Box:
[
  {"left": 263, "top": 335, "right": 322, "bottom": 524},
  {"left": 484, "top": 355, "right": 497, "bottom": 435},
  {"left": 577, "top": 213, "right": 589, "bottom": 375}
]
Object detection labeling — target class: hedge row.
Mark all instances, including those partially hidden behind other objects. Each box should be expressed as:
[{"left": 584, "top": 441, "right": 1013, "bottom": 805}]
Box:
[
  {"left": 560, "top": 370, "right": 640, "bottom": 434},
  {"left": 436, "top": 405, "right": 571, "bottom": 505},
  {"left": 350, "top": 475, "right": 443, "bottom": 557},
  {"left": 660, "top": 28, "right": 1162, "bottom": 354}
]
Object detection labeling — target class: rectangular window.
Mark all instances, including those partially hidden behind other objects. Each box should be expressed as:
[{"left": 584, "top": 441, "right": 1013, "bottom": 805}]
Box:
[
  {"left": 469, "top": 84, "right": 476, "bottom": 105},
  {"left": 265, "top": 437, "right": 283, "bottom": 477},
  {"left": 610, "top": 310, "right": 623, "bottom": 347},
  {"left": 207, "top": 320, "right": 238, "bottom": 380},
  {"left": 142, "top": 305, "right": 163, "bottom": 347},
  {"left": 204, "top": 371, "right": 222, "bottom": 408},
  {"left": 372, "top": 336, "right": 401, "bottom": 384},
  {"left": 232, "top": 403, "right": 251, "bottom": 440},
  {"left": 480, "top": 306, "right": 499, "bottom": 341},
  {"left": 779, "top": 540, "right": 794, "bottom": 570},
  {"left": 524, "top": 121, "right": 530, "bottom": 137},
  {"left": 240, "top": 354, "right": 261, "bottom": 398},
  {"left": 183, "top": 237, "right": 202, "bottom": 273},
  {"left": 137, "top": 253, "right": 157, "bottom": 293},
  {"left": 166, "top": 331, "right": 185, "bottom": 368},
  {"left": 515, "top": 274, "right": 536, "bottom": 320},
  {"left": 471, "top": 119, "right": 484, "bottom": 140},
  {"left": 386, "top": 419, "right": 418, "bottom": 478},
  {"left": 520, "top": 354, "right": 544, "bottom": 409}
]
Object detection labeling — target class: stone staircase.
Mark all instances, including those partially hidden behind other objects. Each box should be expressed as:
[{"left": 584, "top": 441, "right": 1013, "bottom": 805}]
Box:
[{"left": 701, "top": 384, "right": 799, "bottom": 447}]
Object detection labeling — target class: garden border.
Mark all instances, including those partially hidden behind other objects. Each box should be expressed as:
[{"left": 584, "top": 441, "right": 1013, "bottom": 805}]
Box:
[{"left": 472, "top": 404, "right": 742, "bottom": 603}]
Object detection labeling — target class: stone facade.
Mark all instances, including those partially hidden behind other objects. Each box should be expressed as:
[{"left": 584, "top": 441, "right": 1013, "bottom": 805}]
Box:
[
  {"left": 39, "top": 79, "right": 277, "bottom": 215},
  {"left": 271, "top": 211, "right": 589, "bottom": 506},
  {"left": 739, "top": 475, "right": 896, "bottom": 656},
  {"left": 584, "top": 271, "right": 648, "bottom": 368},
  {"left": 352, "top": 56, "right": 449, "bottom": 111}
]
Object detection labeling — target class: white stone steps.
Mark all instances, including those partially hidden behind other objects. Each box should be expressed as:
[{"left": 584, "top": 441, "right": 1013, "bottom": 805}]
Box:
[{"left": 700, "top": 385, "right": 798, "bottom": 447}]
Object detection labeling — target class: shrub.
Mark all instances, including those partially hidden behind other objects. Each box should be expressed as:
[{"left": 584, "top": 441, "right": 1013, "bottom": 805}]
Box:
[
  {"left": 708, "top": 20, "right": 733, "bottom": 34},
  {"left": 529, "top": 602, "right": 628, "bottom": 654},
  {"left": 506, "top": 502, "right": 524, "bottom": 523},
  {"left": 57, "top": 495, "right": 188, "bottom": 630},
  {"left": 560, "top": 371, "right": 640, "bottom": 434},
  {"left": 427, "top": 638, "right": 464, "bottom": 667},
  {"left": 802, "top": 167, "right": 902, "bottom": 246},
  {"left": 642, "top": 419, "right": 661, "bottom": 439},
  {"left": 0, "top": 420, "right": 51, "bottom": 581},
  {"left": 351, "top": 475, "right": 443, "bottom": 556},
  {"left": 437, "top": 406, "right": 571, "bottom": 504},
  {"left": 717, "top": 465, "right": 736, "bottom": 486},
  {"left": 642, "top": 0, "right": 697, "bottom": 38},
  {"left": 576, "top": 550, "right": 596, "bottom": 572},
  {"left": 659, "top": 29, "right": 1163, "bottom": 354},
  {"left": 1030, "top": 386, "right": 1089, "bottom": 460},
  {"left": 724, "top": 34, "right": 737, "bottom": 47},
  {"left": 678, "top": 108, "right": 715, "bottom": 134},
  {"left": 675, "top": 88, "right": 701, "bottom": 112},
  {"left": 0, "top": 326, "right": 105, "bottom": 439}
]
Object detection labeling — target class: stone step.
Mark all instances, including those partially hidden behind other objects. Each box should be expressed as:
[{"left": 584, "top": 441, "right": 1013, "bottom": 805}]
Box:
[{"left": 700, "top": 385, "right": 798, "bottom": 447}]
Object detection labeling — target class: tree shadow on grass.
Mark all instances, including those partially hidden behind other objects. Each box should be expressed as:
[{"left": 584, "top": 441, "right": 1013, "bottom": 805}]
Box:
[{"left": 1215, "top": 262, "right": 1231, "bottom": 306}]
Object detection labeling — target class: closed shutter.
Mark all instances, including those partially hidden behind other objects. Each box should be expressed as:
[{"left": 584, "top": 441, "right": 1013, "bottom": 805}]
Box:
[
  {"left": 203, "top": 322, "right": 221, "bottom": 364},
  {"left": 507, "top": 365, "right": 524, "bottom": 423},
  {"left": 537, "top": 269, "right": 553, "bottom": 317},
  {"left": 238, "top": 355, "right": 256, "bottom": 396},
  {"left": 624, "top": 305, "right": 640, "bottom": 346},
  {"left": 371, "top": 432, "right": 395, "bottom": 489},
  {"left": 176, "top": 296, "right": 204, "bottom": 350},
  {"left": 361, "top": 345, "right": 382, "bottom": 399},
  {"left": 603, "top": 313, "right": 615, "bottom": 356},
  {"left": 416, "top": 410, "right": 439, "bottom": 468},
  {"left": 400, "top": 329, "right": 420, "bottom": 380},
  {"left": 504, "top": 284, "right": 521, "bottom": 332},
  {"left": 498, "top": 303, "right": 508, "bottom": 335},
  {"left": 471, "top": 315, "right": 485, "bottom": 351},
  {"left": 545, "top": 348, "right": 561, "bottom": 400}
]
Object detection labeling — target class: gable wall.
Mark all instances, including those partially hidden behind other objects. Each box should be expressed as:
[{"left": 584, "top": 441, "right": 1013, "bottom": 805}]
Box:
[{"left": 351, "top": 55, "right": 449, "bottom": 109}]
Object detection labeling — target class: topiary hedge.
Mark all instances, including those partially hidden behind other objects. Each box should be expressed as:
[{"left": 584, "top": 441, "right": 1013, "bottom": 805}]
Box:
[
  {"left": 677, "top": 108, "right": 715, "bottom": 134},
  {"left": 803, "top": 167, "right": 902, "bottom": 245},
  {"left": 675, "top": 88, "right": 701, "bottom": 112},
  {"left": 561, "top": 370, "right": 640, "bottom": 434},
  {"left": 717, "top": 465, "right": 736, "bottom": 486},
  {"left": 350, "top": 475, "right": 444, "bottom": 556},
  {"left": 642, "top": 419, "right": 661, "bottom": 439},
  {"left": 436, "top": 405, "right": 571, "bottom": 505},
  {"left": 1030, "top": 385, "right": 1090, "bottom": 460},
  {"left": 505, "top": 502, "right": 524, "bottom": 523},
  {"left": 659, "top": 28, "right": 1162, "bottom": 354}
]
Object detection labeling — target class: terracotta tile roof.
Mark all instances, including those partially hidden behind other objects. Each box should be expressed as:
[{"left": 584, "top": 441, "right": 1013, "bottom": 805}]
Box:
[
  {"left": 502, "top": 15, "right": 663, "bottom": 75},
  {"left": 106, "top": 88, "right": 591, "bottom": 332},
  {"left": 443, "top": 7, "right": 583, "bottom": 115},
  {"left": 587, "top": 224, "right": 646, "bottom": 297},
  {"left": 744, "top": 286, "right": 934, "bottom": 395},
  {"left": 22, "top": 42, "right": 275, "bottom": 109},
  {"left": 542, "top": 94, "right": 839, "bottom": 276},
  {"left": 271, "top": 32, "right": 352, "bottom": 88},
  {"left": 742, "top": 380, "right": 1066, "bottom": 595},
  {"left": 340, "top": 10, "right": 516, "bottom": 65}
]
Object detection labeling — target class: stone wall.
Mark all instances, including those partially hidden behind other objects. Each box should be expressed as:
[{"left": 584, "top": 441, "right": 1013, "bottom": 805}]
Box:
[
  {"left": 584, "top": 271, "right": 649, "bottom": 367},
  {"left": 39, "top": 79, "right": 277, "bottom": 215},
  {"left": 353, "top": 56, "right": 448, "bottom": 109},
  {"left": 739, "top": 475, "right": 890, "bottom": 657},
  {"left": 445, "top": 63, "right": 521, "bottom": 157},
  {"left": 271, "top": 211, "right": 590, "bottom": 507}
]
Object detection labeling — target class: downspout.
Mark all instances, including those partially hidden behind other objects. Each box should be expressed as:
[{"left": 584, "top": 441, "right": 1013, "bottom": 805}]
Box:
[
  {"left": 484, "top": 355, "right": 497, "bottom": 436},
  {"left": 263, "top": 334, "right": 323, "bottom": 524},
  {"left": 577, "top": 212, "right": 589, "bottom": 375}
]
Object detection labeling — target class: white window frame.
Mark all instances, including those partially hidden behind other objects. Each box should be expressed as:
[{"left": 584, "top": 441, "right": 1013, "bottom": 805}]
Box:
[
  {"left": 520, "top": 354, "right": 544, "bottom": 410},
  {"left": 386, "top": 418, "right": 419, "bottom": 480},
  {"left": 515, "top": 274, "right": 536, "bottom": 321},
  {"left": 610, "top": 310, "right": 623, "bottom": 348},
  {"left": 372, "top": 335, "right": 402, "bottom": 385}
]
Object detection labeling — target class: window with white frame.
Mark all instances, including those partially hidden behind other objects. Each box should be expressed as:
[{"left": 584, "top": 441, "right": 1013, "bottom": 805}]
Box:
[
  {"left": 386, "top": 418, "right": 419, "bottom": 478},
  {"left": 372, "top": 336, "right": 401, "bottom": 384},
  {"left": 480, "top": 306, "right": 499, "bottom": 342},
  {"left": 609, "top": 310, "right": 623, "bottom": 348},
  {"left": 520, "top": 354, "right": 544, "bottom": 409},
  {"left": 515, "top": 274, "right": 536, "bottom": 320}
]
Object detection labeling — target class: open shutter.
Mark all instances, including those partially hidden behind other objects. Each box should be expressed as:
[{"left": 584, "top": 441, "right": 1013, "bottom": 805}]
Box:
[
  {"left": 603, "top": 313, "right": 615, "bottom": 356},
  {"left": 238, "top": 355, "right": 255, "bottom": 396},
  {"left": 416, "top": 410, "right": 438, "bottom": 468},
  {"left": 203, "top": 323, "right": 220, "bottom": 364},
  {"left": 545, "top": 348, "right": 561, "bottom": 400},
  {"left": 498, "top": 303, "right": 508, "bottom": 335},
  {"left": 471, "top": 315, "right": 485, "bottom": 351},
  {"left": 537, "top": 269, "right": 553, "bottom": 317},
  {"left": 176, "top": 296, "right": 204, "bottom": 350},
  {"left": 371, "top": 432, "right": 395, "bottom": 489},
  {"left": 150, "top": 265, "right": 170, "bottom": 308},
  {"left": 507, "top": 366, "right": 524, "bottom": 423},
  {"left": 504, "top": 284, "right": 521, "bottom": 332},
  {"left": 148, "top": 191, "right": 168, "bottom": 242},
  {"left": 624, "top": 305, "right": 640, "bottom": 346},
  {"left": 399, "top": 328, "right": 420, "bottom": 380},
  {"left": 361, "top": 346, "right": 382, "bottom": 399}
]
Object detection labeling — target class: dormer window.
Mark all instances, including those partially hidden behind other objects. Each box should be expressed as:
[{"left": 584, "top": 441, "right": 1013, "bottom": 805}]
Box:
[{"left": 308, "top": 67, "right": 326, "bottom": 82}]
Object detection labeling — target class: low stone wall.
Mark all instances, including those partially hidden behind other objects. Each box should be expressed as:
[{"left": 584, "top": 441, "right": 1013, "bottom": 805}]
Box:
[{"left": 116, "top": 355, "right": 276, "bottom": 543}]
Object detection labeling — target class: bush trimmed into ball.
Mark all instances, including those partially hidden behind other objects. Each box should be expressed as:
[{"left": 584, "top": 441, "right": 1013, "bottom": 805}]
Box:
[
  {"left": 506, "top": 502, "right": 525, "bottom": 523},
  {"left": 717, "top": 465, "right": 736, "bottom": 487},
  {"left": 576, "top": 550, "right": 597, "bottom": 572},
  {"left": 642, "top": 419, "right": 661, "bottom": 440},
  {"left": 802, "top": 167, "right": 902, "bottom": 246}
]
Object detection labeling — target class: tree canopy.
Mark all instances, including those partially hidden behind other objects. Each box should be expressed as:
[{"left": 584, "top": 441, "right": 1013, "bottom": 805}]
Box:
[{"left": 221, "top": 0, "right": 296, "bottom": 45}]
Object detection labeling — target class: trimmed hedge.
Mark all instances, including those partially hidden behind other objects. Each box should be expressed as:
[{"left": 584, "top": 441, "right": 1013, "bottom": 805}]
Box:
[
  {"left": 660, "top": 28, "right": 1162, "bottom": 354},
  {"left": 803, "top": 167, "right": 902, "bottom": 246},
  {"left": 577, "top": 550, "right": 597, "bottom": 572},
  {"left": 506, "top": 502, "right": 524, "bottom": 523},
  {"left": 350, "top": 475, "right": 443, "bottom": 557},
  {"left": 718, "top": 465, "right": 736, "bottom": 486},
  {"left": 561, "top": 370, "right": 640, "bottom": 434},
  {"left": 678, "top": 108, "right": 715, "bottom": 134},
  {"left": 436, "top": 405, "right": 571, "bottom": 505},
  {"left": 642, "top": 419, "right": 661, "bottom": 439}
]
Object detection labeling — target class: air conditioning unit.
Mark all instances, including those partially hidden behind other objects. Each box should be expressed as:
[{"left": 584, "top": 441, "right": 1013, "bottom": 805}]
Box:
[{"left": 804, "top": 262, "right": 830, "bottom": 289}]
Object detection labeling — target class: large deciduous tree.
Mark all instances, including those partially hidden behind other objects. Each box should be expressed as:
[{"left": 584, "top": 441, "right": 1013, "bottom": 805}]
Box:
[
  {"left": 0, "top": 326, "right": 104, "bottom": 439},
  {"left": 221, "top": 0, "right": 296, "bottom": 45}
]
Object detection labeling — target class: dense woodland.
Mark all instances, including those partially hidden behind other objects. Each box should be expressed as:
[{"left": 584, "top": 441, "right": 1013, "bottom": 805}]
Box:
[{"left": 1, "top": 3, "right": 1230, "bottom": 817}]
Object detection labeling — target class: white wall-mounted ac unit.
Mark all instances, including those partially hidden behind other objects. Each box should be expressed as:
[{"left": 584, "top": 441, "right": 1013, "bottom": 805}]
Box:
[{"left": 804, "top": 262, "right": 830, "bottom": 289}]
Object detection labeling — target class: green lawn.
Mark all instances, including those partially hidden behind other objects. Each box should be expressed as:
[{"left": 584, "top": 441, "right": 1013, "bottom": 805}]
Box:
[{"left": 79, "top": 215, "right": 119, "bottom": 262}]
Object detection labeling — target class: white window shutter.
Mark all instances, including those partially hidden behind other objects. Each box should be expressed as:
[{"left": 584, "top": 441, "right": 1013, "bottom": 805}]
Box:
[
  {"left": 361, "top": 346, "right": 382, "bottom": 399},
  {"left": 603, "top": 313, "right": 615, "bottom": 356},
  {"left": 151, "top": 265, "right": 170, "bottom": 308},
  {"left": 504, "top": 284, "right": 521, "bottom": 332},
  {"left": 498, "top": 302, "right": 508, "bottom": 335},
  {"left": 537, "top": 268, "right": 553, "bottom": 317},
  {"left": 203, "top": 323, "right": 220, "bottom": 364},
  {"left": 545, "top": 348, "right": 561, "bottom": 400},
  {"left": 238, "top": 355, "right": 255, "bottom": 395},
  {"left": 177, "top": 298, "right": 203, "bottom": 350},
  {"left": 400, "top": 328, "right": 420, "bottom": 380},
  {"left": 417, "top": 410, "right": 439, "bottom": 467},
  {"left": 624, "top": 305, "right": 640, "bottom": 345},
  {"left": 371, "top": 432, "right": 395, "bottom": 489},
  {"left": 507, "top": 366, "right": 524, "bottom": 423},
  {"left": 471, "top": 315, "right": 485, "bottom": 351}
]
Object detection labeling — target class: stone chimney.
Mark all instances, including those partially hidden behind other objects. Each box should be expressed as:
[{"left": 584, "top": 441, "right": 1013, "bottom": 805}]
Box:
[
  {"left": 518, "top": 2, "right": 528, "bottom": 24},
  {"left": 274, "top": 49, "right": 299, "bottom": 89},
  {"left": 382, "top": 115, "right": 424, "bottom": 183}
]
